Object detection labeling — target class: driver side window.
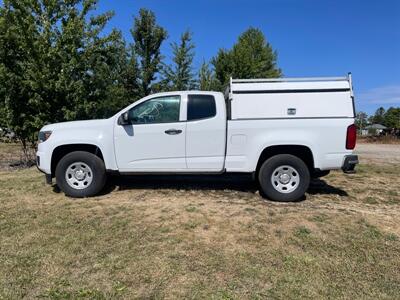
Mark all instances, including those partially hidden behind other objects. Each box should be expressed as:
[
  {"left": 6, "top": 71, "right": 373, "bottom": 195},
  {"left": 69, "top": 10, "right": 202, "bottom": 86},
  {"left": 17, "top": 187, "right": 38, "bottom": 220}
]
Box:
[{"left": 129, "top": 96, "right": 180, "bottom": 124}]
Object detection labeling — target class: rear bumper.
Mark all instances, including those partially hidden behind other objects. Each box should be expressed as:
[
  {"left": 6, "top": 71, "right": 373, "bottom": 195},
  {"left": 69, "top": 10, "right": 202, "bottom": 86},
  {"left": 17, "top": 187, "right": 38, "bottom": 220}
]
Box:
[{"left": 342, "top": 155, "right": 359, "bottom": 173}]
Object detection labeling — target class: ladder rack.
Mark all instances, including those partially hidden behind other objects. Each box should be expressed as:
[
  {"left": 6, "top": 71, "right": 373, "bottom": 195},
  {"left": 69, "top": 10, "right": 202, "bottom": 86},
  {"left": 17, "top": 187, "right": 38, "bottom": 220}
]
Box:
[
  {"left": 231, "top": 74, "right": 351, "bottom": 84},
  {"left": 226, "top": 73, "right": 353, "bottom": 98}
]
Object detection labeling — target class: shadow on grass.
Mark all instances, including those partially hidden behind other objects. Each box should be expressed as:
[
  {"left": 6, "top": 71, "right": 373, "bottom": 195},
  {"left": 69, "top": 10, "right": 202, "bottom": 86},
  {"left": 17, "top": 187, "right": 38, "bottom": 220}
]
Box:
[
  {"left": 95, "top": 174, "right": 349, "bottom": 199},
  {"left": 308, "top": 178, "right": 348, "bottom": 196},
  {"left": 108, "top": 173, "right": 259, "bottom": 194},
  {"left": 51, "top": 174, "right": 259, "bottom": 196},
  {"left": 51, "top": 173, "right": 348, "bottom": 200}
]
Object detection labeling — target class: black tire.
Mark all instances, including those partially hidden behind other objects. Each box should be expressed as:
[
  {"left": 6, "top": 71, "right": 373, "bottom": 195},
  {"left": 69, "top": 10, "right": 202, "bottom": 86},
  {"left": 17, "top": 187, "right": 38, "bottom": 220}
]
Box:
[
  {"left": 311, "top": 170, "right": 330, "bottom": 178},
  {"left": 258, "top": 154, "right": 310, "bottom": 202},
  {"left": 55, "top": 151, "right": 106, "bottom": 198}
]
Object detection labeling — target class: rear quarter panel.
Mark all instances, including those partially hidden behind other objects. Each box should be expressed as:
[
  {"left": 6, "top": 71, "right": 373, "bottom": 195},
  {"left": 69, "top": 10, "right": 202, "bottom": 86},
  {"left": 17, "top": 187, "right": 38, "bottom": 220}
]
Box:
[{"left": 225, "top": 118, "right": 355, "bottom": 172}]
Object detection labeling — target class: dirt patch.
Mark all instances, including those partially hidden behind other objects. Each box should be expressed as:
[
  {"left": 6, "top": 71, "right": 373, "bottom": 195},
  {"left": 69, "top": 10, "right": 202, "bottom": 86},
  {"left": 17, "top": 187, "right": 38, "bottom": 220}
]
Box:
[
  {"left": 358, "top": 135, "right": 400, "bottom": 144},
  {"left": 355, "top": 142, "right": 400, "bottom": 165},
  {"left": 0, "top": 143, "right": 35, "bottom": 170}
]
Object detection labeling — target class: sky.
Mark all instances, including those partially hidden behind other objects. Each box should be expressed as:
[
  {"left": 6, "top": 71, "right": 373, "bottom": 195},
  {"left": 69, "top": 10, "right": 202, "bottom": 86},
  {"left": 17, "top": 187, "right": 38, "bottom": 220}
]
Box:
[
  {"left": 3, "top": 0, "right": 400, "bottom": 115},
  {"left": 95, "top": 0, "right": 399, "bottom": 115}
]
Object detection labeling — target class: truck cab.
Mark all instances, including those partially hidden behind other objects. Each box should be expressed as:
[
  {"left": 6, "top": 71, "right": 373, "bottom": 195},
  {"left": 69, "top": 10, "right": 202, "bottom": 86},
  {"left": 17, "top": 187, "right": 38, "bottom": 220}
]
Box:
[{"left": 114, "top": 91, "right": 227, "bottom": 172}]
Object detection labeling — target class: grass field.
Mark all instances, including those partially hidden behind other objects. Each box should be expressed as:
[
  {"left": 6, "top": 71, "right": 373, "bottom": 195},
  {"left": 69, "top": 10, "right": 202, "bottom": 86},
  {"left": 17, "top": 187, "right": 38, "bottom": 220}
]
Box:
[{"left": 1, "top": 143, "right": 400, "bottom": 299}]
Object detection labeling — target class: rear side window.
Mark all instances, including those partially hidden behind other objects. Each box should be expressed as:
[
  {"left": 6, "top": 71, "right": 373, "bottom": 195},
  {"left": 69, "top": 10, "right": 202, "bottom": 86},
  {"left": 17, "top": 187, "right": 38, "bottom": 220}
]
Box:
[{"left": 187, "top": 95, "right": 216, "bottom": 121}]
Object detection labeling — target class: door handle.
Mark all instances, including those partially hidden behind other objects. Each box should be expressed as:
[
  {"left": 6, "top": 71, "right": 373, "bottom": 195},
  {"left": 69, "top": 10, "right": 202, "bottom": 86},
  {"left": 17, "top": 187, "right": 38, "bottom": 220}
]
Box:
[{"left": 164, "top": 129, "right": 182, "bottom": 135}]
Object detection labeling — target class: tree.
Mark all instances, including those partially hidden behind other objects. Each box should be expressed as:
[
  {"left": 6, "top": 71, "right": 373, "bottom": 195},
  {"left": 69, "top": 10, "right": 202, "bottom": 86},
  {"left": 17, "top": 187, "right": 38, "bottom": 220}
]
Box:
[
  {"left": 212, "top": 27, "right": 281, "bottom": 89},
  {"left": 0, "top": 0, "right": 129, "bottom": 161},
  {"left": 131, "top": 8, "right": 167, "bottom": 96},
  {"left": 370, "top": 107, "right": 386, "bottom": 125},
  {"left": 161, "top": 30, "right": 196, "bottom": 91},
  {"left": 383, "top": 107, "right": 400, "bottom": 128},
  {"left": 124, "top": 45, "right": 141, "bottom": 101},
  {"left": 212, "top": 49, "right": 233, "bottom": 91},
  {"left": 356, "top": 111, "right": 368, "bottom": 131},
  {"left": 68, "top": 28, "right": 133, "bottom": 120},
  {"left": 198, "top": 61, "right": 219, "bottom": 91}
]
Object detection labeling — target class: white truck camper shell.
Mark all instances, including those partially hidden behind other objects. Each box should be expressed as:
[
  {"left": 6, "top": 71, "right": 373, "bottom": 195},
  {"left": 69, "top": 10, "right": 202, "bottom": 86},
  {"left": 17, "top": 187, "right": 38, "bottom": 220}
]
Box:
[{"left": 226, "top": 74, "right": 355, "bottom": 120}]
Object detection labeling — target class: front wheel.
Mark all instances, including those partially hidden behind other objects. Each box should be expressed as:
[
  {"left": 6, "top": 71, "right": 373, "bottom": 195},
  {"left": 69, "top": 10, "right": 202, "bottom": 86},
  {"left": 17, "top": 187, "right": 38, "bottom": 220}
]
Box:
[
  {"left": 258, "top": 154, "right": 310, "bottom": 202},
  {"left": 55, "top": 151, "right": 106, "bottom": 198}
]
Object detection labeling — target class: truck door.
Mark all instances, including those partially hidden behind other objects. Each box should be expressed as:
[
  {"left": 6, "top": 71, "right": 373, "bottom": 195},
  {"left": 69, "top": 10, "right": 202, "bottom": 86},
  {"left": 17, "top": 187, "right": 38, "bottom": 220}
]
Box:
[
  {"left": 114, "top": 95, "right": 186, "bottom": 171},
  {"left": 185, "top": 94, "right": 226, "bottom": 171}
]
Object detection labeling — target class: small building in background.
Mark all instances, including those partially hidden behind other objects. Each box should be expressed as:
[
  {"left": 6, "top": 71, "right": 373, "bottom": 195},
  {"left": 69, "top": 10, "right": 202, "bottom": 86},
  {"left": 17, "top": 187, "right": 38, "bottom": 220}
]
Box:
[{"left": 365, "top": 124, "right": 387, "bottom": 136}]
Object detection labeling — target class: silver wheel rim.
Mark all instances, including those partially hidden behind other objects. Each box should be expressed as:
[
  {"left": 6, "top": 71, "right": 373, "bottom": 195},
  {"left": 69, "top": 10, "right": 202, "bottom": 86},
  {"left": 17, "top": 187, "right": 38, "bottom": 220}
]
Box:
[
  {"left": 271, "top": 165, "right": 300, "bottom": 194},
  {"left": 65, "top": 162, "right": 93, "bottom": 190}
]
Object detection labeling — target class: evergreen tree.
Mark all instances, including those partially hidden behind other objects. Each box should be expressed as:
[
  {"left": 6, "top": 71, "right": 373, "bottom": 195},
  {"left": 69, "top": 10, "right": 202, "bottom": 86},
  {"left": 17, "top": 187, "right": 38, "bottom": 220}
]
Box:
[
  {"left": 131, "top": 8, "right": 167, "bottom": 96},
  {"left": 161, "top": 31, "right": 196, "bottom": 91},
  {"left": 212, "top": 27, "right": 281, "bottom": 89},
  {"left": 212, "top": 49, "right": 234, "bottom": 91},
  {"left": 198, "top": 61, "right": 219, "bottom": 91}
]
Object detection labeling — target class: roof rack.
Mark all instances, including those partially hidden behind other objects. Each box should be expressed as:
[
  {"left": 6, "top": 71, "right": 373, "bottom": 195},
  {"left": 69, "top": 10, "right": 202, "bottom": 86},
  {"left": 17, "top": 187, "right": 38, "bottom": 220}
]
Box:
[
  {"left": 224, "top": 73, "right": 353, "bottom": 100},
  {"left": 231, "top": 76, "right": 349, "bottom": 84}
]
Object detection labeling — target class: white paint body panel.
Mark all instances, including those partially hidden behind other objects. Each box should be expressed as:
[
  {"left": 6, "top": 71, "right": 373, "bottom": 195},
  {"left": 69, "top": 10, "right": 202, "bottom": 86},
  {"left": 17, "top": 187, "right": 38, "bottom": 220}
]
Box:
[
  {"left": 37, "top": 119, "right": 117, "bottom": 174},
  {"left": 36, "top": 76, "right": 356, "bottom": 177},
  {"left": 231, "top": 92, "right": 354, "bottom": 119},
  {"left": 185, "top": 93, "right": 227, "bottom": 170},
  {"left": 225, "top": 118, "right": 354, "bottom": 172},
  {"left": 114, "top": 121, "right": 187, "bottom": 171},
  {"left": 231, "top": 80, "right": 353, "bottom": 119}
]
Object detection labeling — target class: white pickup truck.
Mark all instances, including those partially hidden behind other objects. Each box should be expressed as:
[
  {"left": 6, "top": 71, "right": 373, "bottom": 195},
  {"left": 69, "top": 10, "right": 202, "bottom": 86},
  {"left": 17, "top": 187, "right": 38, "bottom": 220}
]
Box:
[{"left": 36, "top": 75, "right": 358, "bottom": 201}]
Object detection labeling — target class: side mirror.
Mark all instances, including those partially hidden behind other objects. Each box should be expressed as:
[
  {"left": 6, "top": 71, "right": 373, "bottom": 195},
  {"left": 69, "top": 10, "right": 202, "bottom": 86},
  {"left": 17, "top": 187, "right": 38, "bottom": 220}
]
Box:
[{"left": 118, "top": 112, "right": 131, "bottom": 125}]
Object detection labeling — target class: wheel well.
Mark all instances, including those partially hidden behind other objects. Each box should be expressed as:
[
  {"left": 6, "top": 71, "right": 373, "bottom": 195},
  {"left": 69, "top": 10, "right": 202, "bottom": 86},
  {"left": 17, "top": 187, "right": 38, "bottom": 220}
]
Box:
[
  {"left": 256, "top": 145, "right": 314, "bottom": 175},
  {"left": 51, "top": 144, "right": 104, "bottom": 176}
]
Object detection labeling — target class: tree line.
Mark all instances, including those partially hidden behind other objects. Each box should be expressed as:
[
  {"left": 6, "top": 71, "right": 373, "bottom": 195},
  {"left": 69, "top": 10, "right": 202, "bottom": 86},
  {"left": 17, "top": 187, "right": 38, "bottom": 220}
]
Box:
[
  {"left": 356, "top": 107, "right": 400, "bottom": 130},
  {"left": 0, "top": 0, "right": 281, "bottom": 154}
]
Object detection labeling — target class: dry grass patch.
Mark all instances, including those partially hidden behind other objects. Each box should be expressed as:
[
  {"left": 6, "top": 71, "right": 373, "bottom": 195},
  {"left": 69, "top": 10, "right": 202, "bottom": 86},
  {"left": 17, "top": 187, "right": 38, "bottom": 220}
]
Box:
[
  {"left": 1, "top": 162, "right": 400, "bottom": 298},
  {"left": 0, "top": 143, "right": 22, "bottom": 170}
]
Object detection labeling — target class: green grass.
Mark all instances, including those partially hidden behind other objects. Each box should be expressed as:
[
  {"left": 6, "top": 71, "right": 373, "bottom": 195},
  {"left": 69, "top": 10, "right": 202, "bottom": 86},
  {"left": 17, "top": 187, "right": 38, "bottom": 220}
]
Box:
[{"left": 0, "top": 162, "right": 400, "bottom": 298}]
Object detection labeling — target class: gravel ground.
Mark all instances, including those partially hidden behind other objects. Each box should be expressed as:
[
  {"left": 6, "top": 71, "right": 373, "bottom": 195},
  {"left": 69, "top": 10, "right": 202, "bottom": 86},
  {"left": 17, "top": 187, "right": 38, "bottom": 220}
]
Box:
[{"left": 355, "top": 143, "right": 400, "bottom": 165}]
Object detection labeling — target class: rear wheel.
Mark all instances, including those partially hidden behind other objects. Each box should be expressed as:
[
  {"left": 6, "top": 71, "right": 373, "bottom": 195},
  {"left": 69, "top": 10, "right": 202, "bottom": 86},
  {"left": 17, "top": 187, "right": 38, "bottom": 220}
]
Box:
[
  {"left": 55, "top": 151, "right": 106, "bottom": 198},
  {"left": 258, "top": 154, "right": 310, "bottom": 202}
]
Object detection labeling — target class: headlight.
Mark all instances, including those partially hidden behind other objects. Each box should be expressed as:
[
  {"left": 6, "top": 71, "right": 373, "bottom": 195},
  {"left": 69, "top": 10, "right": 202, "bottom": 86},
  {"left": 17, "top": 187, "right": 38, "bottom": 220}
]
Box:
[{"left": 38, "top": 131, "right": 52, "bottom": 143}]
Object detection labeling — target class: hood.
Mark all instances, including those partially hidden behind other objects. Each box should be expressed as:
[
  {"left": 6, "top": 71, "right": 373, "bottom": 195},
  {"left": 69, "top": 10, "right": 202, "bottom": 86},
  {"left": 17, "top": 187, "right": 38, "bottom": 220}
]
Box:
[{"left": 40, "top": 119, "right": 110, "bottom": 132}]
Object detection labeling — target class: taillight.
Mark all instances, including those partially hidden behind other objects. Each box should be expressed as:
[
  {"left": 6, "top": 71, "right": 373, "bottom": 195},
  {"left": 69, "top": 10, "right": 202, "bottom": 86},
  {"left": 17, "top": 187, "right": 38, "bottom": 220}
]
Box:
[{"left": 346, "top": 124, "right": 357, "bottom": 150}]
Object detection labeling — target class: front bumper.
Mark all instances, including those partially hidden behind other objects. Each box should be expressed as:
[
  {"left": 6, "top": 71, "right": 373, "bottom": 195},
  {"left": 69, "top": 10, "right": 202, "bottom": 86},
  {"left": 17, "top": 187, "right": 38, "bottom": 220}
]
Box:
[
  {"left": 36, "top": 146, "right": 51, "bottom": 173},
  {"left": 342, "top": 155, "right": 359, "bottom": 173},
  {"left": 36, "top": 155, "right": 52, "bottom": 184}
]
